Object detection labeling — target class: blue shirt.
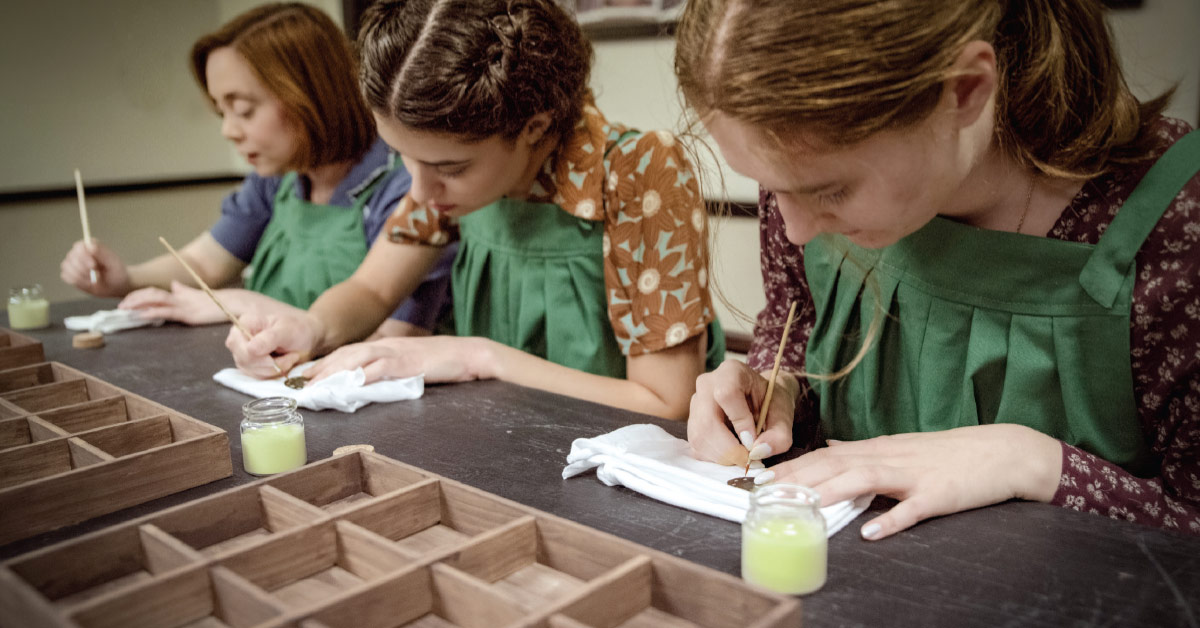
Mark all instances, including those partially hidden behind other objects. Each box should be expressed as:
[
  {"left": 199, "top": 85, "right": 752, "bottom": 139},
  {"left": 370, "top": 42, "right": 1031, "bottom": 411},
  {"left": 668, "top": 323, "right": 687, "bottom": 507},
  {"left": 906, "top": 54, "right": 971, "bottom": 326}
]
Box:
[{"left": 209, "top": 138, "right": 455, "bottom": 329}]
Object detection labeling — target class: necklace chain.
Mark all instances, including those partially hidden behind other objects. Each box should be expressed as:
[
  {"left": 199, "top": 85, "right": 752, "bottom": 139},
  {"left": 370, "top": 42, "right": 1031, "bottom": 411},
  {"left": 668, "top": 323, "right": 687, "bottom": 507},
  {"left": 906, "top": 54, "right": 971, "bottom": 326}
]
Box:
[{"left": 1015, "top": 177, "right": 1035, "bottom": 234}]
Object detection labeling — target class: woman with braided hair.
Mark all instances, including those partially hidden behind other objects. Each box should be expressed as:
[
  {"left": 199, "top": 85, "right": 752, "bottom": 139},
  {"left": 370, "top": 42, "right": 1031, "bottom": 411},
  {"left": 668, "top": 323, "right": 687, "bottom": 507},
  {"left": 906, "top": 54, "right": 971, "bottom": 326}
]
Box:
[
  {"left": 226, "top": 0, "right": 724, "bottom": 420},
  {"left": 678, "top": 0, "right": 1200, "bottom": 538}
]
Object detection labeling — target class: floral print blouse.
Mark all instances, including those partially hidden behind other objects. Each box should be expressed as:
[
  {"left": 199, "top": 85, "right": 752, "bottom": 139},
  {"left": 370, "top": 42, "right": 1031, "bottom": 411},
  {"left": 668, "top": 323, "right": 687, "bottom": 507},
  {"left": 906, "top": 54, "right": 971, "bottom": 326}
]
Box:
[
  {"left": 382, "top": 99, "right": 716, "bottom": 357},
  {"left": 750, "top": 118, "right": 1200, "bottom": 535}
]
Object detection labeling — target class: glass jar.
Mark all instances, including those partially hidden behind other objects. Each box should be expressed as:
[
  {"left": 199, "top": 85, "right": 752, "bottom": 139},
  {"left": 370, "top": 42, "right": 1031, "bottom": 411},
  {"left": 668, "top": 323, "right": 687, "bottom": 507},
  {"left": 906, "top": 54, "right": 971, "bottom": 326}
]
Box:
[
  {"left": 741, "top": 483, "right": 827, "bottom": 595},
  {"left": 7, "top": 284, "right": 50, "bottom": 330},
  {"left": 240, "top": 397, "right": 306, "bottom": 476}
]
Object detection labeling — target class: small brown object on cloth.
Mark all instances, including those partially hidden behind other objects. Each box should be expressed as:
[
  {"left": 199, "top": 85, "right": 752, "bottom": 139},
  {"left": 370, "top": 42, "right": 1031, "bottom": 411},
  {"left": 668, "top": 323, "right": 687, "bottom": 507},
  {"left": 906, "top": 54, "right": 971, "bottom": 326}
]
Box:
[
  {"left": 72, "top": 331, "right": 105, "bottom": 349},
  {"left": 333, "top": 444, "right": 374, "bottom": 456}
]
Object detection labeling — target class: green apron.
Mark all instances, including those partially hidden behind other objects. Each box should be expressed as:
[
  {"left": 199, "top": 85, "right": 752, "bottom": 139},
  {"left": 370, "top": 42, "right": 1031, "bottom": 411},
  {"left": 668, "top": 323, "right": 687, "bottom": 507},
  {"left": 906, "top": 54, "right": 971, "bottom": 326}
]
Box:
[
  {"left": 245, "top": 171, "right": 386, "bottom": 308},
  {"left": 453, "top": 133, "right": 725, "bottom": 378},
  {"left": 804, "top": 130, "right": 1200, "bottom": 474}
]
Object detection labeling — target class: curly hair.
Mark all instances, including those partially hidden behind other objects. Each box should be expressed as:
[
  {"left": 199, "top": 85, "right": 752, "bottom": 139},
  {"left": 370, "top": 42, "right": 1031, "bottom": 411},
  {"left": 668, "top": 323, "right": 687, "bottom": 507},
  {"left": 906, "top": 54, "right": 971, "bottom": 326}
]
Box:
[{"left": 357, "top": 0, "right": 593, "bottom": 143}]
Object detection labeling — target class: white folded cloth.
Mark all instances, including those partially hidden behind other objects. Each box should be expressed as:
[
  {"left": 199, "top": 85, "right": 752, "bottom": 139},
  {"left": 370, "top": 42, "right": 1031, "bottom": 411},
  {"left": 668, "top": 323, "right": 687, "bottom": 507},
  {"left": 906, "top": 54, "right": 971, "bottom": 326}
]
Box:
[
  {"left": 212, "top": 362, "right": 423, "bottom": 412},
  {"left": 563, "top": 424, "right": 872, "bottom": 537},
  {"left": 64, "top": 309, "right": 163, "bottom": 334}
]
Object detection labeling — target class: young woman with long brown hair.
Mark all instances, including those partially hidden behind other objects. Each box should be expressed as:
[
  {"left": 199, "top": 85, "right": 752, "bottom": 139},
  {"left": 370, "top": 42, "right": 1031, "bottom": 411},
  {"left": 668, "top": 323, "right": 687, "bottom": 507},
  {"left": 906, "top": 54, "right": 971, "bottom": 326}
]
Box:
[
  {"left": 225, "top": 0, "right": 724, "bottom": 420},
  {"left": 59, "top": 3, "right": 453, "bottom": 336},
  {"left": 678, "top": 0, "right": 1199, "bottom": 537}
]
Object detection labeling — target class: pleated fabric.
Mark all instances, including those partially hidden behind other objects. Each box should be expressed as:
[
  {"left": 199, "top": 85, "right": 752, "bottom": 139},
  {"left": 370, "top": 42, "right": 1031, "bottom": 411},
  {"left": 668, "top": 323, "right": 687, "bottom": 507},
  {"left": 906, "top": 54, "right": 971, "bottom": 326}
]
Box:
[
  {"left": 803, "top": 130, "right": 1200, "bottom": 474},
  {"left": 454, "top": 197, "right": 628, "bottom": 378}
]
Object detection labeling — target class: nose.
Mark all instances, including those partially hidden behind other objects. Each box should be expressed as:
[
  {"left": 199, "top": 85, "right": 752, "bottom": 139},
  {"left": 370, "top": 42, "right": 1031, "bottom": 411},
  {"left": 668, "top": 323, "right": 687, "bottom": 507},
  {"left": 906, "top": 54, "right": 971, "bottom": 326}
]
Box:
[
  {"left": 220, "top": 115, "right": 242, "bottom": 143},
  {"left": 405, "top": 163, "right": 442, "bottom": 206},
  {"left": 774, "top": 194, "right": 825, "bottom": 246}
]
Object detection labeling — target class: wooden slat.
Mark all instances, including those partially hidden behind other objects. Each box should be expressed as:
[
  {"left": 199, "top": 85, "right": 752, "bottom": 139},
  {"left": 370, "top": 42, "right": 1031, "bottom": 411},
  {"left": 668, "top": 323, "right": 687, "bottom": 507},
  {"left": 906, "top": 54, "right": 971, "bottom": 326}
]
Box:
[
  {"left": 139, "top": 524, "right": 205, "bottom": 575},
  {"left": 429, "top": 564, "right": 526, "bottom": 628},
  {"left": 554, "top": 557, "right": 651, "bottom": 628},
  {"left": 439, "top": 481, "right": 528, "bottom": 536},
  {"left": 25, "top": 416, "right": 69, "bottom": 442},
  {"left": 6, "top": 524, "right": 146, "bottom": 602},
  {"left": 0, "top": 439, "right": 72, "bottom": 489},
  {"left": 535, "top": 515, "right": 641, "bottom": 581},
  {"left": 0, "top": 362, "right": 54, "bottom": 393},
  {"left": 649, "top": 554, "right": 789, "bottom": 628},
  {"left": 334, "top": 521, "right": 412, "bottom": 580},
  {"left": 35, "top": 397, "right": 129, "bottom": 435},
  {"left": 209, "top": 567, "right": 286, "bottom": 628},
  {"left": 300, "top": 567, "right": 432, "bottom": 628},
  {"left": 216, "top": 522, "right": 338, "bottom": 592},
  {"left": 440, "top": 517, "right": 538, "bottom": 584},
  {"left": 150, "top": 485, "right": 266, "bottom": 555},
  {"left": 0, "top": 342, "right": 45, "bottom": 371},
  {"left": 361, "top": 451, "right": 429, "bottom": 494},
  {"left": 1, "top": 379, "right": 89, "bottom": 413},
  {"left": 68, "top": 566, "right": 213, "bottom": 628},
  {"left": 337, "top": 479, "right": 441, "bottom": 541},
  {"left": 0, "top": 430, "right": 231, "bottom": 545},
  {"left": 0, "top": 567, "right": 66, "bottom": 628},
  {"left": 265, "top": 454, "right": 363, "bottom": 508},
  {"left": 258, "top": 485, "right": 326, "bottom": 532},
  {"left": 67, "top": 438, "right": 115, "bottom": 468},
  {"left": 74, "top": 416, "right": 173, "bottom": 458},
  {"left": 0, "top": 416, "right": 33, "bottom": 449}
]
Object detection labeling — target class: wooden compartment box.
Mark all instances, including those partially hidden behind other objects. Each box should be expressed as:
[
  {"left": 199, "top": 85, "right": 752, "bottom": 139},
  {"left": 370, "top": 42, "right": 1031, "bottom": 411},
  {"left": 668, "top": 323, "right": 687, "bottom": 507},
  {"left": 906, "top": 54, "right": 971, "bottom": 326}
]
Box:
[
  {"left": 0, "top": 452, "right": 801, "bottom": 628},
  {"left": 0, "top": 358, "right": 232, "bottom": 546},
  {"left": 0, "top": 328, "right": 46, "bottom": 372}
]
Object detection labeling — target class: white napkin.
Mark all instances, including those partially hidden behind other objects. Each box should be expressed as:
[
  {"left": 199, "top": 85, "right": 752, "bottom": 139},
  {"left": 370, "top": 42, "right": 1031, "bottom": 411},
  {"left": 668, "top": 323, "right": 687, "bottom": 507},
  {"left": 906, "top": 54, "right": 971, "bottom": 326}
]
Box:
[
  {"left": 64, "top": 309, "right": 163, "bottom": 334},
  {"left": 212, "top": 362, "right": 423, "bottom": 412},
  {"left": 563, "top": 424, "right": 872, "bottom": 537}
]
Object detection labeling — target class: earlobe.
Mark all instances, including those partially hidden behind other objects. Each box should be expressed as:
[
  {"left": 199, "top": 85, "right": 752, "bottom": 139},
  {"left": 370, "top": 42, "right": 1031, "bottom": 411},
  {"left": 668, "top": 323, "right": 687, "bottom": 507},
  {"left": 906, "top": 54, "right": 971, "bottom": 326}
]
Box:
[{"left": 946, "top": 40, "right": 997, "bottom": 128}]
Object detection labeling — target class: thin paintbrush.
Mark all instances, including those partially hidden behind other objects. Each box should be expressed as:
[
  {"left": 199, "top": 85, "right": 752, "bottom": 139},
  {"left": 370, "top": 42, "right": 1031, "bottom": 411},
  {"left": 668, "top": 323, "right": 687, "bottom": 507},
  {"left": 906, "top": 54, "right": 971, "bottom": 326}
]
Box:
[
  {"left": 742, "top": 300, "right": 798, "bottom": 476},
  {"left": 157, "top": 236, "right": 285, "bottom": 377},
  {"left": 74, "top": 169, "right": 98, "bottom": 285}
]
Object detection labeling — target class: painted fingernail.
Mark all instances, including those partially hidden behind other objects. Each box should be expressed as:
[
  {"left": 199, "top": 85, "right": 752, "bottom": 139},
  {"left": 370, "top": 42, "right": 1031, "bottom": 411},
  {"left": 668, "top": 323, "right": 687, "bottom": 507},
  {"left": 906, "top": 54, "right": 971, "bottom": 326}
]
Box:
[
  {"left": 861, "top": 523, "right": 881, "bottom": 540},
  {"left": 739, "top": 430, "right": 754, "bottom": 449},
  {"left": 748, "top": 460, "right": 765, "bottom": 469},
  {"left": 747, "top": 443, "right": 772, "bottom": 460},
  {"left": 754, "top": 470, "right": 775, "bottom": 485},
  {"left": 827, "top": 439, "right": 844, "bottom": 445}
]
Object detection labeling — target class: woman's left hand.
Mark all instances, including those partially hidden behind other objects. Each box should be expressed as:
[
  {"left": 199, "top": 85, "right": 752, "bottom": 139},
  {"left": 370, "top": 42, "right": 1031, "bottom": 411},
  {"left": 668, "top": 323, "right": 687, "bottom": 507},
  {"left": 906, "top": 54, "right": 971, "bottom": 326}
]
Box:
[
  {"left": 303, "top": 335, "right": 494, "bottom": 385},
  {"left": 766, "top": 424, "right": 1062, "bottom": 540},
  {"left": 118, "top": 280, "right": 224, "bottom": 325}
]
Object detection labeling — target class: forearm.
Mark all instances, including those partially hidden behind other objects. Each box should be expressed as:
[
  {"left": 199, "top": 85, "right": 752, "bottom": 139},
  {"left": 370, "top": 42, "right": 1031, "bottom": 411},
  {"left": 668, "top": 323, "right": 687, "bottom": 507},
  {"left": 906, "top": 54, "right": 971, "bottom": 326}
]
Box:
[
  {"left": 126, "top": 254, "right": 200, "bottom": 290},
  {"left": 478, "top": 340, "right": 692, "bottom": 419},
  {"left": 307, "top": 279, "right": 398, "bottom": 353},
  {"left": 215, "top": 289, "right": 303, "bottom": 319}
]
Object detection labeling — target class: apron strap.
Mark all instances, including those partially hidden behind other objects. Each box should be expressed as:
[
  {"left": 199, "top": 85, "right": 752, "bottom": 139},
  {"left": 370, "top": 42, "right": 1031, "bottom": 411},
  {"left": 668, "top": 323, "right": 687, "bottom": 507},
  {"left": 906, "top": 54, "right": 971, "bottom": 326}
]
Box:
[{"left": 1080, "top": 129, "right": 1200, "bottom": 307}]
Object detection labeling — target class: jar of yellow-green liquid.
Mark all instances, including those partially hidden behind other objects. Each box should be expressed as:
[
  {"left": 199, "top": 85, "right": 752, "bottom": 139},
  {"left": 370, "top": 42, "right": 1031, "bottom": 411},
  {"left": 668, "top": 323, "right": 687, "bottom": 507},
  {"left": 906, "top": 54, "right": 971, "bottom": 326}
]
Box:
[
  {"left": 7, "top": 284, "right": 50, "bottom": 330},
  {"left": 240, "top": 397, "right": 306, "bottom": 476},
  {"left": 741, "top": 483, "right": 827, "bottom": 595}
]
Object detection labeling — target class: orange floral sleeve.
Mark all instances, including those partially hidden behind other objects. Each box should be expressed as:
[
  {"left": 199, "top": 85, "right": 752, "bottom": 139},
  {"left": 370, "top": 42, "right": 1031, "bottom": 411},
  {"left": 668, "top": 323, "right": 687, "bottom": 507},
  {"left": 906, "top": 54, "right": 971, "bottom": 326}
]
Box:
[
  {"left": 602, "top": 130, "right": 715, "bottom": 356},
  {"left": 380, "top": 195, "right": 459, "bottom": 247}
]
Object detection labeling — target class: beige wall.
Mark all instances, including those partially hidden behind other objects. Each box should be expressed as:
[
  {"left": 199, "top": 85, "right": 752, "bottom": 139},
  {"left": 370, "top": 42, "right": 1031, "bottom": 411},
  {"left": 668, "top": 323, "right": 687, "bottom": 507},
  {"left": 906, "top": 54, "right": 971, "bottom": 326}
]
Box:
[{"left": 2, "top": 2, "right": 1196, "bottom": 344}]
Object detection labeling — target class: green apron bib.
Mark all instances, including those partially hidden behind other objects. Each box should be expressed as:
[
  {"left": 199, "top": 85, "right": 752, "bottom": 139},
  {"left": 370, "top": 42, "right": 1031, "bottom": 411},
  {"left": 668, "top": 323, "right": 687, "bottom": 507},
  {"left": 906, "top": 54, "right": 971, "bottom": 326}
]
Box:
[
  {"left": 452, "top": 132, "right": 724, "bottom": 378},
  {"left": 245, "top": 171, "right": 386, "bottom": 308},
  {"left": 804, "top": 130, "right": 1200, "bottom": 474}
]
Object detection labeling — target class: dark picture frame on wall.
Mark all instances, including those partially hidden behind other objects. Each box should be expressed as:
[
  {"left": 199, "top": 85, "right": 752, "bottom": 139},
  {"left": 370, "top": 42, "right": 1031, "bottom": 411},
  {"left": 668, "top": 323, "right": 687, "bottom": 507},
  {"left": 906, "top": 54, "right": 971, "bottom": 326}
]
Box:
[{"left": 558, "top": 0, "right": 683, "bottom": 38}]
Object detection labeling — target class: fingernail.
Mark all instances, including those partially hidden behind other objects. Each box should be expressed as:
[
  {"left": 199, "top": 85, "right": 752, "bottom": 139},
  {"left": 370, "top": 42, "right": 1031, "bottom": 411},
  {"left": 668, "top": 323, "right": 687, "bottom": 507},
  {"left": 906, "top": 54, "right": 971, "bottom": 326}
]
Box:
[
  {"left": 748, "top": 460, "right": 765, "bottom": 469},
  {"left": 747, "top": 443, "right": 772, "bottom": 460},
  {"left": 861, "top": 523, "right": 881, "bottom": 540},
  {"left": 827, "top": 439, "right": 844, "bottom": 445},
  {"left": 754, "top": 470, "right": 775, "bottom": 485},
  {"left": 739, "top": 430, "right": 754, "bottom": 449}
]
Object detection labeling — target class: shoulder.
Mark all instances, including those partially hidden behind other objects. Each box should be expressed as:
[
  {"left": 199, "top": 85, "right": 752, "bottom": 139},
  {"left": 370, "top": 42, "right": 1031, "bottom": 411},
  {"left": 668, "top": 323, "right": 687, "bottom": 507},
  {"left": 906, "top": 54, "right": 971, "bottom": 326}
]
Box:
[{"left": 604, "top": 127, "right": 703, "bottom": 224}]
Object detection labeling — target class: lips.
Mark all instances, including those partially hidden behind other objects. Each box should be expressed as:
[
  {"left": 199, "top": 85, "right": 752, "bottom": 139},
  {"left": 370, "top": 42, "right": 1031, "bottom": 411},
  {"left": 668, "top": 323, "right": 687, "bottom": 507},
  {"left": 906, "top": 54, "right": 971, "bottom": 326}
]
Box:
[{"left": 431, "top": 203, "right": 457, "bottom": 213}]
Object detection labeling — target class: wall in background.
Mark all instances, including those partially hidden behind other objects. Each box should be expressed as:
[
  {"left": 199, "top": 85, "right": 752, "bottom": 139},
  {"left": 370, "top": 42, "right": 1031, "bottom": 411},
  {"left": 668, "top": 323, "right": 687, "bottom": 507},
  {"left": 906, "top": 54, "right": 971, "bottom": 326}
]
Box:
[{"left": 1, "top": 1, "right": 1196, "bottom": 341}]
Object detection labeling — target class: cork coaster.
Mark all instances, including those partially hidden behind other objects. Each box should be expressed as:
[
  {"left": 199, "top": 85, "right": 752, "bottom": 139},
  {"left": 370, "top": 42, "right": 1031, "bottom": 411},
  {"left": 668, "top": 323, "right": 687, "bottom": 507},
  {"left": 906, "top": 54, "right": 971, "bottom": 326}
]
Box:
[
  {"left": 333, "top": 444, "right": 374, "bottom": 456},
  {"left": 72, "top": 331, "right": 105, "bottom": 349}
]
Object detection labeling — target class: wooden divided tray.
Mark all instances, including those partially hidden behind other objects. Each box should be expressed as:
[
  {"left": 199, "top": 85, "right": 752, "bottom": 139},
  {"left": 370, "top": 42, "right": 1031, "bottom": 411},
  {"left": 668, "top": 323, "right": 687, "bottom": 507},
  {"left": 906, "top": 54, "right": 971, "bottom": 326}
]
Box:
[
  {"left": 0, "top": 451, "right": 801, "bottom": 628},
  {"left": 0, "top": 328, "right": 232, "bottom": 546}
]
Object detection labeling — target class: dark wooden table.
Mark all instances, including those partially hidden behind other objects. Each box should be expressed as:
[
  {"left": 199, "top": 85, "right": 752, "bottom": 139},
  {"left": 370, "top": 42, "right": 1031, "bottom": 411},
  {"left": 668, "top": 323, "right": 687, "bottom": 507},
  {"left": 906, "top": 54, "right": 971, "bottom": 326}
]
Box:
[{"left": 4, "top": 300, "right": 1199, "bottom": 628}]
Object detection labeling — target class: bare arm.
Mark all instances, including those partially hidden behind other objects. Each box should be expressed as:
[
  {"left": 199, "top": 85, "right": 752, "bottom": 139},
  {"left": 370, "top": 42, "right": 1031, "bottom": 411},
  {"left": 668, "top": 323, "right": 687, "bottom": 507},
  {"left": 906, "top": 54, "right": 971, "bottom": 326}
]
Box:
[
  {"left": 307, "top": 239, "right": 444, "bottom": 351},
  {"left": 127, "top": 232, "right": 246, "bottom": 290}
]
